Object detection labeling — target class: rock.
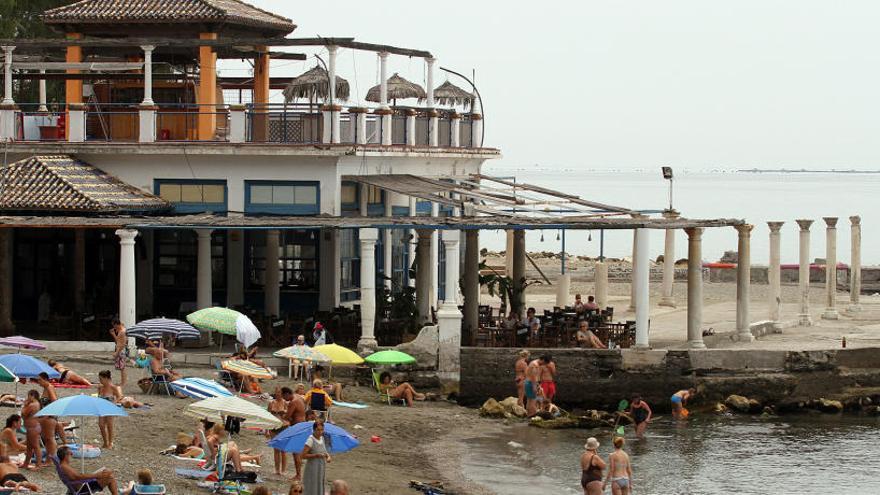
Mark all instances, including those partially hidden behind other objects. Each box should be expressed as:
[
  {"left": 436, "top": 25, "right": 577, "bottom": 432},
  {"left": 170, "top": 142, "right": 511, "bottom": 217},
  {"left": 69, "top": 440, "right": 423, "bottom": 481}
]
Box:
[
  {"left": 713, "top": 402, "right": 729, "bottom": 414},
  {"left": 816, "top": 398, "right": 844, "bottom": 413},
  {"left": 761, "top": 406, "right": 775, "bottom": 416},
  {"left": 724, "top": 395, "right": 752, "bottom": 413},
  {"left": 479, "top": 398, "right": 506, "bottom": 418},
  {"left": 498, "top": 397, "right": 527, "bottom": 418},
  {"left": 864, "top": 405, "right": 880, "bottom": 416},
  {"left": 512, "top": 405, "right": 528, "bottom": 418},
  {"left": 748, "top": 399, "right": 763, "bottom": 413},
  {"left": 530, "top": 415, "right": 613, "bottom": 430},
  {"left": 396, "top": 325, "right": 438, "bottom": 365}
]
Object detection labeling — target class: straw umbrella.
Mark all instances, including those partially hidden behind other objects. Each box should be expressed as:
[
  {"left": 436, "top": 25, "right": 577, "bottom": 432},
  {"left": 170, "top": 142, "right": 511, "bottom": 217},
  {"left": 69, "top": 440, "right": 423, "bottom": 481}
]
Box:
[
  {"left": 366, "top": 73, "right": 427, "bottom": 107},
  {"left": 283, "top": 66, "right": 350, "bottom": 105},
  {"left": 432, "top": 81, "right": 474, "bottom": 108}
]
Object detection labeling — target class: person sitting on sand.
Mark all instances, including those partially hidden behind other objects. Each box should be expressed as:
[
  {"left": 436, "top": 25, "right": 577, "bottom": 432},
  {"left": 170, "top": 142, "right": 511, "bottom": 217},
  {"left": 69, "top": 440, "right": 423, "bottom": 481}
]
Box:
[
  {"left": 580, "top": 437, "right": 606, "bottom": 495},
  {"left": 515, "top": 350, "right": 530, "bottom": 408},
  {"left": 604, "top": 436, "right": 633, "bottom": 495},
  {"left": 206, "top": 425, "right": 261, "bottom": 471},
  {"left": 0, "top": 455, "right": 39, "bottom": 492},
  {"left": 98, "top": 370, "right": 146, "bottom": 410},
  {"left": 0, "top": 415, "right": 26, "bottom": 455},
  {"left": 124, "top": 469, "right": 162, "bottom": 495},
  {"left": 628, "top": 396, "right": 652, "bottom": 437},
  {"left": 47, "top": 360, "right": 92, "bottom": 387},
  {"left": 311, "top": 366, "right": 343, "bottom": 401},
  {"left": 576, "top": 321, "right": 607, "bottom": 349},
  {"left": 56, "top": 445, "right": 120, "bottom": 495},
  {"left": 377, "top": 372, "right": 425, "bottom": 407},
  {"left": 671, "top": 388, "right": 695, "bottom": 420}
]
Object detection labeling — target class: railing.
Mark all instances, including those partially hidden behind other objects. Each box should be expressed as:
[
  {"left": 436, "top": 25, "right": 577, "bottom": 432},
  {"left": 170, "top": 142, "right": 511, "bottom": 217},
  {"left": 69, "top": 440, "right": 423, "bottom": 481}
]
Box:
[
  {"left": 156, "top": 105, "right": 230, "bottom": 142},
  {"left": 247, "top": 103, "right": 321, "bottom": 144},
  {"left": 85, "top": 106, "right": 140, "bottom": 142}
]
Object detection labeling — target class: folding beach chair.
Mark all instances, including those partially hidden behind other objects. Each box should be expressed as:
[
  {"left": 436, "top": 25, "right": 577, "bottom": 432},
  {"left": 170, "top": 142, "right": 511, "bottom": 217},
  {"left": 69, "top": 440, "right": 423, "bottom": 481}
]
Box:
[
  {"left": 51, "top": 455, "right": 103, "bottom": 494},
  {"left": 372, "top": 370, "right": 406, "bottom": 406},
  {"left": 213, "top": 444, "right": 254, "bottom": 495},
  {"left": 150, "top": 373, "right": 173, "bottom": 396}
]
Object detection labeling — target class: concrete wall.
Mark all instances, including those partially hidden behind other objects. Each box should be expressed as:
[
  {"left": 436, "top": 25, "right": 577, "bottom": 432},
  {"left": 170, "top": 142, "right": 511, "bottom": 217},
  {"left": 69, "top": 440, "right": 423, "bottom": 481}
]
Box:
[{"left": 459, "top": 347, "right": 880, "bottom": 411}]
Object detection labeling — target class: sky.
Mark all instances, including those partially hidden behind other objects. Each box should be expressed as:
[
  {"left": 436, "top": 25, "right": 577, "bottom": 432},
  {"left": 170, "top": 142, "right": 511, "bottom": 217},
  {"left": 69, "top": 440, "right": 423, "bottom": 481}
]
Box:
[{"left": 241, "top": 0, "right": 880, "bottom": 171}]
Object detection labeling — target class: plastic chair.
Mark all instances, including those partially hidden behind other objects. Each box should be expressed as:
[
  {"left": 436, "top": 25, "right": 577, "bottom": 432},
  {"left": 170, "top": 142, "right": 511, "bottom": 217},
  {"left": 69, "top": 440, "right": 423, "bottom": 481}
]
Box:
[{"left": 372, "top": 370, "right": 406, "bottom": 406}]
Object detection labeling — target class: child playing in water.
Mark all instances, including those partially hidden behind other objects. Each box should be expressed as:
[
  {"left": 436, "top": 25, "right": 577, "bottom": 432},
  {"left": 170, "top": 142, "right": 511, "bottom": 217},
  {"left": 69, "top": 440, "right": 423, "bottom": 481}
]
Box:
[{"left": 671, "top": 388, "right": 695, "bottom": 420}]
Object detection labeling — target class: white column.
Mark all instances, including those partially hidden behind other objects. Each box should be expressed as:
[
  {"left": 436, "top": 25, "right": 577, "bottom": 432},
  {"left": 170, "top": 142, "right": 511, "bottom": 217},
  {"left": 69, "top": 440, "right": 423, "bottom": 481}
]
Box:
[
  {"left": 426, "top": 57, "right": 435, "bottom": 108},
  {"left": 416, "top": 229, "right": 433, "bottom": 324},
  {"left": 472, "top": 114, "right": 483, "bottom": 148},
  {"left": 328, "top": 45, "right": 340, "bottom": 143},
  {"left": 796, "top": 219, "right": 814, "bottom": 326},
  {"left": 629, "top": 230, "right": 638, "bottom": 311},
  {"left": 2, "top": 46, "right": 14, "bottom": 106},
  {"left": 556, "top": 273, "right": 571, "bottom": 309},
  {"left": 228, "top": 105, "right": 246, "bottom": 143},
  {"left": 822, "top": 217, "right": 839, "bottom": 320},
  {"left": 196, "top": 229, "right": 213, "bottom": 310},
  {"left": 322, "top": 107, "right": 332, "bottom": 144},
  {"left": 116, "top": 229, "right": 139, "bottom": 328},
  {"left": 450, "top": 114, "right": 461, "bottom": 147},
  {"left": 408, "top": 197, "right": 417, "bottom": 288},
  {"left": 264, "top": 230, "right": 281, "bottom": 317},
  {"left": 379, "top": 52, "right": 389, "bottom": 108},
  {"left": 67, "top": 104, "right": 85, "bottom": 142},
  {"left": 767, "top": 222, "right": 784, "bottom": 323},
  {"left": 354, "top": 110, "right": 367, "bottom": 144},
  {"left": 633, "top": 228, "right": 651, "bottom": 349},
  {"left": 849, "top": 216, "right": 862, "bottom": 312},
  {"left": 138, "top": 107, "right": 156, "bottom": 143},
  {"left": 38, "top": 70, "right": 47, "bottom": 112},
  {"left": 358, "top": 228, "right": 379, "bottom": 351},
  {"left": 405, "top": 111, "right": 416, "bottom": 146},
  {"left": 441, "top": 231, "right": 461, "bottom": 306},
  {"left": 686, "top": 228, "right": 705, "bottom": 348},
  {"left": 430, "top": 202, "right": 440, "bottom": 309},
  {"left": 735, "top": 224, "right": 755, "bottom": 342},
  {"left": 594, "top": 261, "right": 608, "bottom": 309},
  {"left": 659, "top": 210, "right": 679, "bottom": 307},
  {"left": 437, "top": 230, "right": 463, "bottom": 376},
  {"left": 383, "top": 198, "right": 393, "bottom": 291},
  {"left": 141, "top": 45, "right": 155, "bottom": 106}
]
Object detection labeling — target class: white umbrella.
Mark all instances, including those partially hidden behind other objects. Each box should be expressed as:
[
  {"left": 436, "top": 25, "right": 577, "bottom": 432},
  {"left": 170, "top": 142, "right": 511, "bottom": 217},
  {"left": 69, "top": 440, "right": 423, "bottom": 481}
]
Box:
[
  {"left": 235, "top": 315, "right": 261, "bottom": 349},
  {"left": 184, "top": 396, "right": 282, "bottom": 429}
]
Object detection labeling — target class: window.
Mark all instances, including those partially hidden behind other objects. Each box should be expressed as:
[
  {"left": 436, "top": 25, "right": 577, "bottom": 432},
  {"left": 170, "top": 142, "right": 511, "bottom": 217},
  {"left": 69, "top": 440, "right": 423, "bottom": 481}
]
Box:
[
  {"left": 245, "top": 181, "right": 319, "bottom": 215},
  {"left": 155, "top": 230, "right": 226, "bottom": 289},
  {"left": 341, "top": 182, "right": 358, "bottom": 209},
  {"left": 340, "top": 229, "right": 360, "bottom": 302},
  {"left": 155, "top": 180, "right": 227, "bottom": 213},
  {"left": 391, "top": 228, "right": 410, "bottom": 292},
  {"left": 246, "top": 231, "right": 319, "bottom": 291}
]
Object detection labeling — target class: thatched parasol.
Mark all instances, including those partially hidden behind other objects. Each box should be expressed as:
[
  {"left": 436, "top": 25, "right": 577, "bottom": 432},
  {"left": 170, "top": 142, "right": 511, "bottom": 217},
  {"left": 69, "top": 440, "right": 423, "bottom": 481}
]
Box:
[
  {"left": 366, "top": 73, "right": 427, "bottom": 106},
  {"left": 283, "top": 66, "right": 350, "bottom": 103},
  {"left": 432, "top": 80, "right": 474, "bottom": 107}
]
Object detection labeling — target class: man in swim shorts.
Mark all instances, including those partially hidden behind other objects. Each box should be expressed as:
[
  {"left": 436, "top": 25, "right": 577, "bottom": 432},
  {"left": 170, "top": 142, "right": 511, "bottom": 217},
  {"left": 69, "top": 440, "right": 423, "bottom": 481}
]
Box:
[
  {"left": 538, "top": 354, "right": 557, "bottom": 411},
  {"left": 524, "top": 356, "right": 545, "bottom": 417}
]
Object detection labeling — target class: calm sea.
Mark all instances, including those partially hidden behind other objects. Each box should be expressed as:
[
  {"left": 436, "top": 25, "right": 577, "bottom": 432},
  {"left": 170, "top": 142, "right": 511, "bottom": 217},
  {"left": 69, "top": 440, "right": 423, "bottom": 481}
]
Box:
[{"left": 480, "top": 167, "right": 879, "bottom": 265}]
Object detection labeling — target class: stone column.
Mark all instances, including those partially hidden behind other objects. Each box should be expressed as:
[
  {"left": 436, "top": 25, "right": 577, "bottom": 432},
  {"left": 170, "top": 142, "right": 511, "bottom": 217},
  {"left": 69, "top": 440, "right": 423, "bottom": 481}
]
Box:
[
  {"left": 450, "top": 112, "right": 461, "bottom": 147},
  {"left": 462, "top": 230, "right": 480, "bottom": 344},
  {"left": 2, "top": 46, "right": 14, "bottom": 105},
  {"left": 0, "top": 229, "right": 14, "bottom": 335},
  {"left": 74, "top": 229, "right": 86, "bottom": 313},
  {"left": 141, "top": 45, "right": 155, "bottom": 106},
  {"left": 264, "top": 230, "right": 281, "bottom": 317},
  {"left": 633, "top": 228, "right": 651, "bottom": 349},
  {"left": 405, "top": 110, "right": 416, "bottom": 146},
  {"left": 594, "top": 261, "right": 608, "bottom": 309},
  {"left": 116, "top": 229, "right": 139, "bottom": 328},
  {"left": 849, "top": 216, "right": 862, "bottom": 312},
  {"left": 408, "top": 197, "right": 417, "bottom": 288},
  {"left": 511, "top": 230, "right": 526, "bottom": 316},
  {"left": 659, "top": 210, "right": 680, "bottom": 307},
  {"left": 796, "top": 219, "right": 814, "bottom": 326},
  {"left": 767, "top": 222, "right": 784, "bottom": 323},
  {"left": 38, "top": 70, "right": 47, "bottom": 113},
  {"left": 328, "top": 45, "right": 340, "bottom": 143},
  {"left": 686, "top": 228, "right": 706, "bottom": 348},
  {"left": 416, "top": 229, "right": 433, "bottom": 324},
  {"left": 430, "top": 203, "right": 440, "bottom": 309},
  {"left": 358, "top": 228, "right": 379, "bottom": 352},
  {"left": 196, "top": 229, "right": 213, "bottom": 310},
  {"left": 378, "top": 52, "right": 392, "bottom": 146},
  {"left": 629, "top": 229, "right": 638, "bottom": 311},
  {"left": 437, "top": 230, "right": 463, "bottom": 375},
  {"left": 822, "top": 217, "right": 839, "bottom": 320},
  {"left": 735, "top": 224, "right": 755, "bottom": 342}
]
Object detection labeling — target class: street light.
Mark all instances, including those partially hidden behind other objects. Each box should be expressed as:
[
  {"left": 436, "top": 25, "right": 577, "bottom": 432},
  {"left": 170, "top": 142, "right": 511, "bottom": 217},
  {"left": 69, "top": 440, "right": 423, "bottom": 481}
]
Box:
[{"left": 661, "top": 166, "right": 674, "bottom": 211}]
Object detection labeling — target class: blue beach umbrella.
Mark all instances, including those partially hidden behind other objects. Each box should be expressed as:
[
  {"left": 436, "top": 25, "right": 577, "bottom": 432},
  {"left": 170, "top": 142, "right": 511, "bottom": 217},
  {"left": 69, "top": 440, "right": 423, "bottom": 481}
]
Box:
[
  {"left": 268, "top": 421, "right": 359, "bottom": 454},
  {"left": 170, "top": 378, "right": 233, "bottom": 400},
  {"left": 36, "top": 394, "right": 128, "bottom": 418},
  {"left": 0, "top": 354, "right": 60, "bottom": 379}
]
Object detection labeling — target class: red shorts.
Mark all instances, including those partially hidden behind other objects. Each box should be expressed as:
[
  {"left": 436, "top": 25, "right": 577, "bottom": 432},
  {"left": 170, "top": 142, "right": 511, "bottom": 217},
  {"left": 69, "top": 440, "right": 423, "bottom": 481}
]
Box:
[{"left": 540, "top": 381, "right": 556, "bottom": 400}]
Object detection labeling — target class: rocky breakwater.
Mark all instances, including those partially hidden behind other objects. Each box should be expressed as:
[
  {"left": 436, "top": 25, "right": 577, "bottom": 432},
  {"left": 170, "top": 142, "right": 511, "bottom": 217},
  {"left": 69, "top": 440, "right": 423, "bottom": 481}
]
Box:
[
  {"left": 715, "top": 393, "right": 880, "bottom": 416},
  {"left": 478, "top": 396, "right": 633, "bottom": 430}
]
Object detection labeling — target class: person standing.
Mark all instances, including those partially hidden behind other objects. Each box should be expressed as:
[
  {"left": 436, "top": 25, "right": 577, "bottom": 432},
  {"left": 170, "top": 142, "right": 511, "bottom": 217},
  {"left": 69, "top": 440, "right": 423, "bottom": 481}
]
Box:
[
  {"left": 301, "top": 421, "right": 330, "bottom": 495},
  {"left": 109, "top": 318, "right": 129, "bottom": 387},
  {"left": 628, "top": 396, "right": 652, "bottom": 437},
  {"left": 671, "top": 388, "right": 695, "bottom": 420},
  {"left": 604, "top": 436, "right": 633, "bottom": 495},
  {"left": 539, "top": 354, "right": 557, "bottom": 411},
  {"left": 524, "top": 356, "right": 545, "bottom": 416},
  {"left": 34, "top": 373, "right": 61, "bottom": 456},
  {"left": 285, "top": 386, "right": 306, "bottom": 480},
  {"left": 268, "top": 387, "right": 290, "bottom": 475},
  {"left": 20, "top": 391, "right": 43, "bottom": 469},
  {"left": 580, "top": 437, "right": 605, "bottom": 495},
  {"left": 514, "top": 350, "right": 530, "bottom": 408}
]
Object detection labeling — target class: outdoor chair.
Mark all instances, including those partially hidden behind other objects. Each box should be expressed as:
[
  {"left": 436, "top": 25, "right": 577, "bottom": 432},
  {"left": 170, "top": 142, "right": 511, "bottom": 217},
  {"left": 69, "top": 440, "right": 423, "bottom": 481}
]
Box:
[
  {"left": 214, "top": 444, "right": 256, "bottom": 494},
  {"left": 372, "top": 370, "right": 406, "bottom": 406},
  {"left": 150, "top": 373, "right": 173, "bottom": 396},
  {"left": 51, "top": 455, "right": 103, "bottom": 495},
  {"left": 215, "top": 361, "right": 235, "bottom": 389}
]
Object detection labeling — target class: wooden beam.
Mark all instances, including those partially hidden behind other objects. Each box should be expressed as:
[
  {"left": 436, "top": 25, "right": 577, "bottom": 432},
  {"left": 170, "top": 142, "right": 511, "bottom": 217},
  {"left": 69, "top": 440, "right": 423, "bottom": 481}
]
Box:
[
  {"left": 475, "top": 174, "right": 636, "bottom": 214},
  {"left": 12, "top": 73, "right": 188, "bottom": 81}
]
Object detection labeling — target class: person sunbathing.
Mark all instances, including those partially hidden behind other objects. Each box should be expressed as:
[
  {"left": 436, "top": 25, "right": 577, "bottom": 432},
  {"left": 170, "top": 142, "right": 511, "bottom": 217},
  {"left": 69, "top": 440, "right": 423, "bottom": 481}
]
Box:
[
  {"left": 0, "top": 415, "right": 26, "bottom": 455},
  {"left": 0, "top": 395, "right": 19, "bottom": 408},
  {"left": 206, "top": 425, "right": 261, "bottom": 471},
  {"left": 47, "top": 360, "right": 92, "bottom": 387},
  {"left": 0, "top": 455, "right": 39, "bottom": 492},
  {"left": 56, "top": 445, "right": 120, "bottom": 495},
  {"left": 378, "top": 372, "right": 425, "bottom": 407},
  {"left": 174, "top": 444, "right": 205, "bottom": 459},
  {"left": 97, "top": 370, "right": 146, "bottom": 409},
  {"left": 124, "top": 469, "right": 163, "bottom": 495}
]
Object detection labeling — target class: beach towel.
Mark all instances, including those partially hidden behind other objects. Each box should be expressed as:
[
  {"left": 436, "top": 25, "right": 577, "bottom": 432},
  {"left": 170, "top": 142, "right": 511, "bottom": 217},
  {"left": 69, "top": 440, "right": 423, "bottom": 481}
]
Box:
[
  {"left": 68, "top": 444, "right": 102, "bottom": 459},
  {"left": 175, "top": 468, "right": 213, "bottom": 480},
  {"left": 333, "top": 401, "right": 369, "bottom": 409}
]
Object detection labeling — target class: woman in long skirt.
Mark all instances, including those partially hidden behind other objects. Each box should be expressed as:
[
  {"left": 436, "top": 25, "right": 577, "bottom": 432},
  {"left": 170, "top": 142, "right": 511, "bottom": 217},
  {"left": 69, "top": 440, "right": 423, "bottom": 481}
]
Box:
[{"left": 301, "top": 420, "right": 330, "bottom": 495}]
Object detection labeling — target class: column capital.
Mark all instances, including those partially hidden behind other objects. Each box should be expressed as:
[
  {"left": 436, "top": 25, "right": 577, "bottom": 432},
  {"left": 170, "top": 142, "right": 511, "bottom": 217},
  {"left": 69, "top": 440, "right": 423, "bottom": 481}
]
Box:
[
  {"left": 767, "top": 221, "right": 785, "bottom": 232},
  {"left": 442, "top": 230, "right": 461, "bottom": 243},
  {"left": 378, "top": 51, "right": 389, "bottom": 60},
  {"left": 661, "top": 209, "right": 680, "bottom": 219},
  {"left": 195, "top": 228, "right": 214, "bottom": 239},
  {"left": 796, "top": 219, "right": 814, "bottom": 231},
  {"left": 140, "top": 44, "right": 155, "bottom": 52},
  {"left": 115, "top": 229, "right": 139, "bottom": 243},
  {"left": 1, "top": 46, "right": 15, "bottom": 53},
  {"left": 327, "top": 45, "right": 338, "bottom": 54},
  {"left": 416, "top": 228, "right": 434, "bottom": 240},
  {"left": 685, "top": 227, "right": 703, "bottom": 240},
  {"left": 849, "top": 215, "right": 861, "bottom": 226},
  {"left": 823, "top": 217, "right": 838, "bottom": 228},
  {"left": 735, "top": 224, "right": 754, "bottom": 236},
  {"left": 359, "top": 227, "right": 379, "bottom": 242}
]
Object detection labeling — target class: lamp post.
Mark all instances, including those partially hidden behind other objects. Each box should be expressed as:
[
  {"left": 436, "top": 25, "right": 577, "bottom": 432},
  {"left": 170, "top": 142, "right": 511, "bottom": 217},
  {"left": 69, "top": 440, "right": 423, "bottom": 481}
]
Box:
[{"left": 662, "top": 166, "right": 674, "bottom": 211}]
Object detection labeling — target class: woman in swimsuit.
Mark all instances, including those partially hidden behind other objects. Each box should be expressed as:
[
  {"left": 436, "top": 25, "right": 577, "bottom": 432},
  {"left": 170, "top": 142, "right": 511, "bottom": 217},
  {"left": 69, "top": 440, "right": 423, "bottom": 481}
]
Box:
[
  {"left": 47, "top": 360, "right": 92, "bottom": 387},
  {"left": 97, "top": 370, "right": 144, "bottom": 410},
  {"left": 604, "top": 436, "right": 633, "bottom": 495},
  {"left": 175, "top": 444, "right": 205, "bottom": 459},
  {"left": 20, "top": 391, "right": 42, "bottom": 469},
  {"left": 378, "top": 372, "right": 425, "bottom": 407},
  {"left": 0, "top": 415, "right": 26, "bottom": 455},
  {"left": 514, "top": 350, "right": 530, "bottom": 408},
  {"left": 628, "top": 396, "right": 652, "bottom": 437},
  {"left": 268, "top": 387, "right": 290, "bottom": 475},
  {"left": 671, "top": 388, "right": 695, "bottom": 420},
  {"left": 580, "top": 437, "right": 605, "bottom": 495}
]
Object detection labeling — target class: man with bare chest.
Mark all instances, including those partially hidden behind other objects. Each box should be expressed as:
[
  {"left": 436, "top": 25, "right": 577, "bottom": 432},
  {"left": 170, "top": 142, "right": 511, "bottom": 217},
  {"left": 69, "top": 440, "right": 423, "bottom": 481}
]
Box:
[
  {"left": 285, "top": 388, "right": 306, "bottom": 480},
  {"left": 524, "top": 357, "right": 546, "bottom": 417}
]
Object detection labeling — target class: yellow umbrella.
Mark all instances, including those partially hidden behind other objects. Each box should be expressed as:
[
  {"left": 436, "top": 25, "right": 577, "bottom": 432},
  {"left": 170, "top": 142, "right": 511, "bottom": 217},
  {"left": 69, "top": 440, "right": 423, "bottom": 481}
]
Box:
[
  {"left": 222, "top": 359, "right": 274, "bottom": 380},
  {"left": 312, "top": 344, "right": 364, "bottom": 365}
]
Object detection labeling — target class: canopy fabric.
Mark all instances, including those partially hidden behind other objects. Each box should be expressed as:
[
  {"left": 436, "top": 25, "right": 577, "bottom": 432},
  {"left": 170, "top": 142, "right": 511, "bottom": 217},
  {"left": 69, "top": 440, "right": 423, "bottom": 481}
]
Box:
[
  {"left": 273, "top": 345, "right": 330, "bottom": 363},
  {"left": 187, "top": 308, "right": 261, "bottom": 347},
  {"left": 0, "top": 336, "right": 47, "bottom": 351},
  {"left": 128, "top": 318, "right": 201, "bottom": 341},
  {"left": 0, "top": 354, "right": 60, "bottom": 379},
  {"left": 433, "top": 81, "right": 474, "bottom": 107},
  {"left": 283, "top": 66, "right": 350, "bottom": 103},
  {"left": 222, "top": 360, "right": 274, "bottom": 380},
  {"left": 364, "top": 350, "right": 416, "bottom": 366},
  {"left": 184, "top": 396, "right": 283, "bottom": 429},
  {"left": 234, "top": 315, "right": 261, "bottom": 349},
  {"left": 268, "top": 421, "right": 359, "bottom": 454},
  {"left": 366, "top": 73, "right": 427, "bottom": 103},
  {"left": 0, "top": 363, "right": 17, "bottom": 383},
  {"left": 312, "top": 344, "right": 364, "bottom": 366},
  {"left": 35, "top": 395, "right": 128, "bottom": 418},
  {"left": 170, "top": 378, "right": 233, "bottom": 400}
]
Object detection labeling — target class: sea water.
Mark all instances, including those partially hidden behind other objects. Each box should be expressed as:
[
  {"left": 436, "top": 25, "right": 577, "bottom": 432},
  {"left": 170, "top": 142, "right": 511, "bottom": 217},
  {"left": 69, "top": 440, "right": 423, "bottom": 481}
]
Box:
[
  {"left": 461, "top": 414, "right": 880, "bottom": 494},
  {"left": 480, "top": 166, "right": 880, "bottom": 266}
]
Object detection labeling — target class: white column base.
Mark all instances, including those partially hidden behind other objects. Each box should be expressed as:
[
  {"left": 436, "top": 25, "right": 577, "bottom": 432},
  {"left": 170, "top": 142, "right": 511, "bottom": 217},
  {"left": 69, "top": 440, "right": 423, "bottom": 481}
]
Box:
[
  {"left": 555, "top": 273, "right": 571, "bottom": 308},
  {"left": 357, "top": 337, "right": 379, "bottom": 354},
  {"left": 821, "top": 309, "right": 840, "bottom": 320},
  {"left": 437, "top": 304, "right": 463, "bottom": 374},
  {"left": 0, "top": 108, "right": 15, "bottom": 140},
  {"left": 228, "top": 107, "right": 246, "bottom": 143},
  {"left": 847, "top": 304, "right": 862, "bottom": 314},
  {"left": 688, "top": 340, "right": 707, "bottom": 349},
  {"left": 798, "top": 313, "right": 814, "bottom": 327},
  {"left": 734, "top": 331, "right": 755, "bottom": 342},
  {"left": 658, "top": 297, "right": 677, "bottom": 308},
  {"left": 68, "top": 109, "right": 86, "bottom": 142},
  {"left": 138, "top": 108, "right": 156, "bottom": 143}
]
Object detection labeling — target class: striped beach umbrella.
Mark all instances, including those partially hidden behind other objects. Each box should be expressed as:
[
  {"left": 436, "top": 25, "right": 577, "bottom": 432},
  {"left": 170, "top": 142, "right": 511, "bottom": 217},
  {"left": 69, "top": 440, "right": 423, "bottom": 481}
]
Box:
[
  {"left": 222, "top": 359, "right": 274, "bottom": 380},
  {"left": 0, "top": 336, "right": 47, "bottom": 351},
  {"left": 184, "top": 396, "right": 283, "bottom": 429},
  {"left": 170, "top": 378, "right": 234, "bottom": 400},
  {"left": 273, "top": 345, "right": 331, "bottom": 363},
  {"left": 128, "top": 318, "right": 201, "bottom": 341}
]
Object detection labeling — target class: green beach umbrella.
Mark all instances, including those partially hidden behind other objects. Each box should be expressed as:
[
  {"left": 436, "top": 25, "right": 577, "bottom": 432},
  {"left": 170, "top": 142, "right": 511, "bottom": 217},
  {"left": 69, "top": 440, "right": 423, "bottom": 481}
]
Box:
[
  {"left": 364, "top": 350, "right": 417, "bottom": 366},
  {"left": 0, "top": 363, "right": 16, "bottom": 382},
  {"left": 186, "top": 307, "right": 241, "bottom": 336}
]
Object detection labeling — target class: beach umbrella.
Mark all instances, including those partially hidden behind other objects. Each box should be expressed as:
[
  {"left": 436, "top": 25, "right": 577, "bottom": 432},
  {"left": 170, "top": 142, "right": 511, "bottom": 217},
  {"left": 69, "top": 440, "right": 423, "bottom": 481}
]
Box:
[
  {"left": 0, "top": 354, "right": 59, "bottom": 379},
  {"left": 128, "top": 318, "right": 201, "bottom": 342},
  {"left": 273, "top": 345, "right": 331, "bottom": 364},
  {"left": 0, "top": 336, "right": 46, "bottom": 352},
  {"left": 283, "top": 65, "right": 350, "bottom": 103},
  {"left": 366, "top": 73, "right": 427, "bottom": 106},
  {"left": 432, "top": 81, "right": 474, "bottom": 108},
  {"left": 0, "top": 363, "right": 16, "bottom": 383},
  {"left": 184, "top": 396, "right": 283, "bottom": 429},
  {"left": 36, "top": 394, "right": 127, "bottom": 468},
  {"left": 364, "top": 350, "right": 416, "bottom": 366},
  {"left": 312, "top": 344, "right": 364, "bottom": 366},
  {"left": 170, "top": 378, "right": 233, "bottom": 400},
  {"left": 222, "top": 359, "right": 274, "bottom": 380},
  {"left": 268, "top": 421, "right": 359, "bottom": 454},
  {"left": 186, "top": 308, "right": 261, "bottom": 348}
]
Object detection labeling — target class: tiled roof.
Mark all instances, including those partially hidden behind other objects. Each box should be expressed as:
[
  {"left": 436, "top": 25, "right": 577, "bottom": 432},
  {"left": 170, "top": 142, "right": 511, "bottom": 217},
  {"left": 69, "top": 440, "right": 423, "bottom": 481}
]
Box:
[
  {"left": 43, "top": 0, "right": 296, "bottom": 34},
  {"left": 0, "top": 155, "right": 170, "bottom": 213}
]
